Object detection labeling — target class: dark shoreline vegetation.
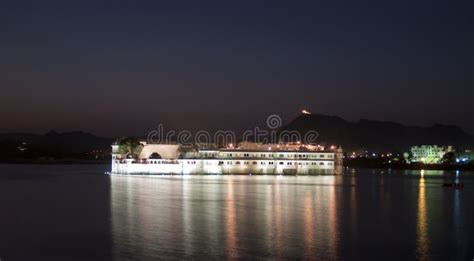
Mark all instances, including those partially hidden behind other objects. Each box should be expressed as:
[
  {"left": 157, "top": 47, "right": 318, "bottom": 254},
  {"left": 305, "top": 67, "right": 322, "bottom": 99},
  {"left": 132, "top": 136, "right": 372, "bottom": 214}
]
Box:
[
  {"left": 0, "top": 159, "right": 110, "bottom": 164},
  {"left": 344, "top": 158, "right": 474, "bottom": 171},
  {"left": 0, "top": 130, "right": 473, "bottom": 170},
  {"left": 1, "top": 158, "right": 473, "bottom": 171}
]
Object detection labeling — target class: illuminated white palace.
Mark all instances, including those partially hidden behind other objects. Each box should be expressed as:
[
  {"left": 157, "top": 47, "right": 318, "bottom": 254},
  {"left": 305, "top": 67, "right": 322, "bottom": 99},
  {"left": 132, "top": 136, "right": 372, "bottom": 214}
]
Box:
[{"left": 111, "top": 142, "right": 343, "bottom": 175}]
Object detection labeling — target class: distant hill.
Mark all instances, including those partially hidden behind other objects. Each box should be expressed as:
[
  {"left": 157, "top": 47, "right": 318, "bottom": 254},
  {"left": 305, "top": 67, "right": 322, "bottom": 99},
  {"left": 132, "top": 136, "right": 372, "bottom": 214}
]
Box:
[
  {"left": 279, "top": 113, "right": 474, "bottom": 152},
  {"left": 0, "top": 131, "right": 113, "bottom": 160}
]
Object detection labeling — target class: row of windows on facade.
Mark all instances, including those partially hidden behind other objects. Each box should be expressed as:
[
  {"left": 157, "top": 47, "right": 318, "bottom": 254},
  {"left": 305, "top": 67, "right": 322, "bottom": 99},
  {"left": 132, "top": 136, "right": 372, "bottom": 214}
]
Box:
[
  {"left": 210, "top": 153, "right": 333, "bottom": 158},
  {"left": 216, "top": 161, "right": 330, "bottom": 166},
  {"left": 145, "top": 160, "right": 332, "bottom": 166},
  {"left": 214, "top": 161, "right": 331, "bottom": 166}
]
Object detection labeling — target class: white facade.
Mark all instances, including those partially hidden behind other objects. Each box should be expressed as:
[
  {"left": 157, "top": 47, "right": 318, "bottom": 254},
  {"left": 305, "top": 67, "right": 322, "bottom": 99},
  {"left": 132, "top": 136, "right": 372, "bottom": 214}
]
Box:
[
  {"left": 111, "top": 142, "right": 343, "bottom": 175},
  {"left": 408, "top": 145, "right": 454, "bottom": 164}
]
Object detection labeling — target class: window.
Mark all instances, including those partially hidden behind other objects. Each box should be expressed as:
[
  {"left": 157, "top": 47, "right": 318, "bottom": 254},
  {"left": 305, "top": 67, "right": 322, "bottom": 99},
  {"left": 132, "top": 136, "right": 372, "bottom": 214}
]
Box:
[
  {"left": 279, "top": 162, "right": 284, "bottom": 165},
  {"left": 319, "top": 162, "right": 324, "bottom": 165}
]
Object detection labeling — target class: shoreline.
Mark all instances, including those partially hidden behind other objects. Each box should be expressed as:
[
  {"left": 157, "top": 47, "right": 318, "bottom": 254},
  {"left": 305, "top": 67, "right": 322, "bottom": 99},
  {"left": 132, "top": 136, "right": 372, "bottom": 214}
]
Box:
[
  {"left": 0, "top": 159, "right": 473, "bottom": 171},
  {"left": 0, "top": 159, "right": 109, "bottom": 165}
]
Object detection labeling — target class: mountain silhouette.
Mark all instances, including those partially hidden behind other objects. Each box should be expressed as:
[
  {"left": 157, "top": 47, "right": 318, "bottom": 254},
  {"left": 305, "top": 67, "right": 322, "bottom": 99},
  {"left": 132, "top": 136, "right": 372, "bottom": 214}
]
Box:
[
  {"left": 0, "top": 131, "right": 112, "bottom": 160},
  {"left": 279, "top": 113, "right": 473, "bottom": 152}
]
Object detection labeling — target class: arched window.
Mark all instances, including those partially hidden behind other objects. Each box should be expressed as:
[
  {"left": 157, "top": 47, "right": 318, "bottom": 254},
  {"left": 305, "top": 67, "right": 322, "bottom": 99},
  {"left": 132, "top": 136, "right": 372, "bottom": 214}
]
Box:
[{"left": 149, "top": 153, "right": 162, "bottom": 159}]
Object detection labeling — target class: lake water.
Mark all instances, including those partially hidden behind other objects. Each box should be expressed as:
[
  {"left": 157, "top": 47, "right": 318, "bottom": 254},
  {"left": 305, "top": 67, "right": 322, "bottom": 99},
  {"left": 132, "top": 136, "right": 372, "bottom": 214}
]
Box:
[{"left": 0, "top": 164, "right": 473, "bottom": 260}]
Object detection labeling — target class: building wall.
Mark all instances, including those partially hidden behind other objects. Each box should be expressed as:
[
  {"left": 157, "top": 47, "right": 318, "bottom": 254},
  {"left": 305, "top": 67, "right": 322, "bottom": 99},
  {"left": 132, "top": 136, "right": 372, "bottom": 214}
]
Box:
[
  {"left": 111, "top": 143, "right": 342, "bottom": 175},
  {"left": 409, "top": 145, "right": 453, "bottom": 164},
  {"left": 112, "top": 159, "right": 336, "bottom": 175},
  {"left": 138, "top": 144, "right": 180, "bottom": 159}
]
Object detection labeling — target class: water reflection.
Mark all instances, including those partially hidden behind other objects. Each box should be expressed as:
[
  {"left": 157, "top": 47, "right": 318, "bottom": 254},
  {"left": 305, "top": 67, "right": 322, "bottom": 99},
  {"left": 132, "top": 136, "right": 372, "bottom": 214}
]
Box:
[
  {"left": 350, "top": 173, "right": 358, "bottom": 257},
  {"left": 416, "top": 170, "right": 429, "bottom": 261},
  {"left": 327, "top": 178, "right": 339, "bottom": 260},
  {"left": 225, "top": 177, "right": 237, "bottom": 259},
  {"left": 108, "top": 171, "right": 473, "bottom": 260},
  {"left": 304, "top": 191, "right": 315, "bottom": 259},
  {"left": 267, "top": 176, "right": 283, "bottom": 258}
]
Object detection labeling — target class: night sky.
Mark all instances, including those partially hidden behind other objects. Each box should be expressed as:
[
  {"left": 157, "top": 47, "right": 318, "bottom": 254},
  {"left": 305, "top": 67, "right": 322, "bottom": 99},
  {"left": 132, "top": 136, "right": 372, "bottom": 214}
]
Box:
[{"left": 1, "top": 0, "right": 473, "bottom": 137}]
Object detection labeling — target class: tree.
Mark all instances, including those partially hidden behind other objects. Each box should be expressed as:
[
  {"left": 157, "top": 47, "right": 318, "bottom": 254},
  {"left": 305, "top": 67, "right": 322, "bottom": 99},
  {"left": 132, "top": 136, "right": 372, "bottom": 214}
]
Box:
[
  {"left": 442, "top": 152, "right": 455, "bottom": 165},
  {"left": 117, "top": 137, "right": 143, "bottom": 159},
  {"left": 403, "top": 151, "right": 413, "bottom": 164}
]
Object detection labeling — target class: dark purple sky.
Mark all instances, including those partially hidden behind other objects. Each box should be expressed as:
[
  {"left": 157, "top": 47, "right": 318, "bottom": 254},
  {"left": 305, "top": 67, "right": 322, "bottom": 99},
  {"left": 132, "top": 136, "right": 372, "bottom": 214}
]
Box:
[{"left": 1, "top": 0, "right": 473, "bottom": 137}]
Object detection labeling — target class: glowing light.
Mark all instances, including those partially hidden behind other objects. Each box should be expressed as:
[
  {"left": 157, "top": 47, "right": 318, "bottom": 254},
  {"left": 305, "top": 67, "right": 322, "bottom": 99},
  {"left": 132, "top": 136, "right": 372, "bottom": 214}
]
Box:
[
  {"left": 301, "top": 109, "right": 311, "bottom": 115},
  {"left": 416, "top": 170, "right": 428, "bottom": 259}
]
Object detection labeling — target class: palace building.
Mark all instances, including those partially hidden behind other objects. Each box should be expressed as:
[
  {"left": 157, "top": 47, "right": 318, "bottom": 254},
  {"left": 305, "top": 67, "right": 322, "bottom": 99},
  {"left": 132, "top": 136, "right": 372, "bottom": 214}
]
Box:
[{"left": 111, "top": 141, "right": 343, "bottom": 175}]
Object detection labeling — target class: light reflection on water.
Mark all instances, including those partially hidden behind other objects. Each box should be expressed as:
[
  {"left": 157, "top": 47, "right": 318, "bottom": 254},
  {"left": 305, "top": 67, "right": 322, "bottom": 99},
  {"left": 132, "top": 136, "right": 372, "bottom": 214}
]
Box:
[
  {"left": 416, "top": 170, "right": 428, "bottom": 261},
  {"left": 1, "top": 165, "right": 473, "bottom": 260},
  {"left": 110, "top": 170, "right": 474, "bottom": 260}
]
